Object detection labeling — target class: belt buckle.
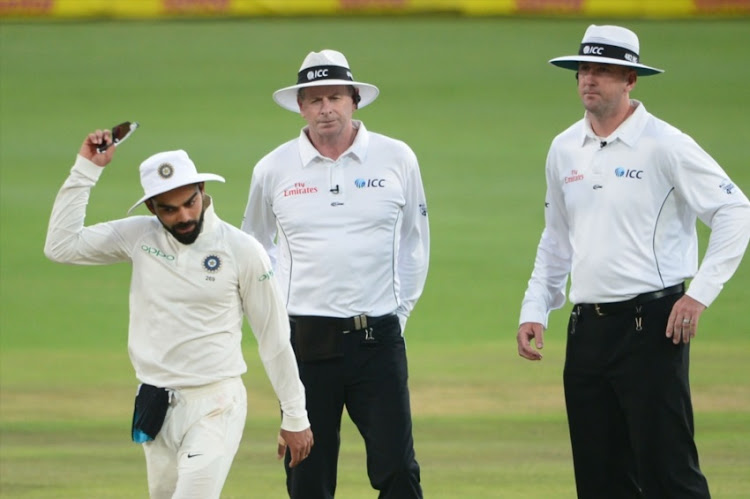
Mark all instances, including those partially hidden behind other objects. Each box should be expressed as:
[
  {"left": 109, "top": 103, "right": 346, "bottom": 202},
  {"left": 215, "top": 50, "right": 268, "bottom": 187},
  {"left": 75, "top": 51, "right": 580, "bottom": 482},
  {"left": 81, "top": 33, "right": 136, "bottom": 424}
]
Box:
[
  {"left": 594, "top": 304, "right": 605, "bottom": 317},
  {"left": 353, "top": 314, "right": 367, "bottom": 330}
]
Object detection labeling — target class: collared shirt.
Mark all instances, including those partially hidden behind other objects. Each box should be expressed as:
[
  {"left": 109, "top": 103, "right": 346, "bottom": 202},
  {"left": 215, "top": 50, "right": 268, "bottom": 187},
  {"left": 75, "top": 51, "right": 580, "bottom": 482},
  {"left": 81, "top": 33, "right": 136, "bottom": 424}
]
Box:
[
  {"left": 520, "top": 101, "right": 750, "bottom": 327},
  {"left": 45, "top": 156, "right": 309, "bottom": 431},
  {"left": 241, "top": 121, "right": 430, "bottom": 322}
]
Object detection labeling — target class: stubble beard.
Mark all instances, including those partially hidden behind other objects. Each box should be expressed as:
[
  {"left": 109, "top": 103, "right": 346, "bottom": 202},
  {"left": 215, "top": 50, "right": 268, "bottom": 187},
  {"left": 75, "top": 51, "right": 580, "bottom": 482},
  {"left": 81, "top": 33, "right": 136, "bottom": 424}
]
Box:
[{"left": 164, "top": 209, "right": 205, "bottom": 245}]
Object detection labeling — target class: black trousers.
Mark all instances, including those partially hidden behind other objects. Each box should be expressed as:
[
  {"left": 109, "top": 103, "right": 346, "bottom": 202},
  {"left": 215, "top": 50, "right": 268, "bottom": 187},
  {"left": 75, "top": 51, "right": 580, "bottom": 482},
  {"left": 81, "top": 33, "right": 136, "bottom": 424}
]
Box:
[
  {"left": 286, "top": 315, "right": 422, "bottom": 499},
  {"left": 564, "top": 292, "right": 711, "bottom": 499}
]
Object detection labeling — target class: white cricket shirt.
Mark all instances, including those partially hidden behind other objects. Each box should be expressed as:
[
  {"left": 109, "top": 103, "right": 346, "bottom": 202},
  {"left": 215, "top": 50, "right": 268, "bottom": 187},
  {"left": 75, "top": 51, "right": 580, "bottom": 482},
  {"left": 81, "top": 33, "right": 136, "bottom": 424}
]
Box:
[
  {"left": 241, "top": 121, "right": 430, "bottom": 322},
  {"left": 520, "top": 101, "right": 750, "bottom": 327},
  {"left": 45, "top": 156, "right": 309, "bottom": 431}
]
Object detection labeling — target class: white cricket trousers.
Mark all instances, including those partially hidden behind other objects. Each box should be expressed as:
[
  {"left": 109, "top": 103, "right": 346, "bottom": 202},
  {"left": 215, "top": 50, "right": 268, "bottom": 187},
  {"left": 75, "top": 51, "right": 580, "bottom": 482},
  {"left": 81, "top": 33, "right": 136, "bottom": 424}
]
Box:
[{"left": 142, "top": 377, "right": 247, "bottom": 499}]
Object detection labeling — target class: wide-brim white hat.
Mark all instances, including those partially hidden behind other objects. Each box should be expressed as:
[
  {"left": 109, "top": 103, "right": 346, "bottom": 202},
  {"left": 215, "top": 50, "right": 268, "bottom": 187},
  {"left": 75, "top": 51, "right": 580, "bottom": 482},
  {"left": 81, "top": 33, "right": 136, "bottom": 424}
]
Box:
[
  {"left": 273, "top": 49, "right": 380, "bottom": 113},
  {"left": 128, "top": 150, "right": 224, "bottom": 213},
  {"left": 549, "top": 25, "right": 663, "bottom": 76}
]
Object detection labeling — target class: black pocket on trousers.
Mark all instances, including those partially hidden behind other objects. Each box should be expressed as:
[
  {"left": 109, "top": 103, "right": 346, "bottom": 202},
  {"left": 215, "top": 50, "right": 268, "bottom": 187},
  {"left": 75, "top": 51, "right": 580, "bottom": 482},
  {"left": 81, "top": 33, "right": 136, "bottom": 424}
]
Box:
[
  {"left": 131, "top": 384, "right": 170, "bottom": 443},
  {"left": 293, "top": 316, "right": 344, "bottom": 362}
]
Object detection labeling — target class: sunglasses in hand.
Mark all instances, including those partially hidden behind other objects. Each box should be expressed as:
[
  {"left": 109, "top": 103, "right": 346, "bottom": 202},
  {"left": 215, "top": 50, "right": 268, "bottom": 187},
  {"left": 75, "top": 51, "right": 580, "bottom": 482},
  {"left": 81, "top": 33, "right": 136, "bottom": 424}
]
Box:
[{"left": 97, "top": 121, "right": 140, "bottom": 153}]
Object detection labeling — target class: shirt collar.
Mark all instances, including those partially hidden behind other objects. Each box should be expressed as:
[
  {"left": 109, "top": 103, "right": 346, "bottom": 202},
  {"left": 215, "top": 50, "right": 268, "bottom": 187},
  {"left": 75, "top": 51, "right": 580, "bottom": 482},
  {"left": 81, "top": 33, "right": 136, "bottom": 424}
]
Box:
[
  {"left": 200, "top": 195, "right": 219, "bottom": 234},
  {"left": 580, "top": 99, "right": 648, "bottom": 148},
  {"left": 298, "top": 120, "right": 369, "bottom": 167}
]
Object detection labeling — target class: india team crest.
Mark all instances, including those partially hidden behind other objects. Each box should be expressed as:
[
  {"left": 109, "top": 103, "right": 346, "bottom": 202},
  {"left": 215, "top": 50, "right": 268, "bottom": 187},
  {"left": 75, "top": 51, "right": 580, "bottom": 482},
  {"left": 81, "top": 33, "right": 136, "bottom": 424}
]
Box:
[
  {"left": 158, "top": 163, "right": 174, "bottom": 179},
  {"left": 203, "top": 255, "right": 221, "bottom": 273}
]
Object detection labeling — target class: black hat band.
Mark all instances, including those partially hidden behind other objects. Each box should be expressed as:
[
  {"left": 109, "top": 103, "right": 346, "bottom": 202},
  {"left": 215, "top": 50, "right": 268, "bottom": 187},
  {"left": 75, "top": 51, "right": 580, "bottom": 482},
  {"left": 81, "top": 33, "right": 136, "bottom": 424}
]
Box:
[
  {"left": 578, "top": 43, "right": 640, "bottom": 64},
  {"left": 297, "top": 65, "right": 354, "bottom": 84}
]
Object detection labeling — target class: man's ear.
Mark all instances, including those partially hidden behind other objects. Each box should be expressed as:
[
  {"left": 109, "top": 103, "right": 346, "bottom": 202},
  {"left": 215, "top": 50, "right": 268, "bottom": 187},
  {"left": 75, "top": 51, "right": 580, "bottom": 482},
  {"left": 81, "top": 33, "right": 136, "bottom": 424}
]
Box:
[
  {"left": 625, "top": 70, "right": 638, "bottom": 92},
  {"left": 198, "top": 183, "right": 209, "bottom": 206},
  {"left": 145, "top": 199, "right": 156, "bottom": 215}
]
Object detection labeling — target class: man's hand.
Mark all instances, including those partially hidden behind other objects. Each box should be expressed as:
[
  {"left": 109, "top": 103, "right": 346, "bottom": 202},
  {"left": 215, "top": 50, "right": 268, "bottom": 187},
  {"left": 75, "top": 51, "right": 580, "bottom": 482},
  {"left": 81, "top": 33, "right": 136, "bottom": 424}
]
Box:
[
  {"left": 79, "top": 129, "right": 115, "bottom": 167},
  {"left": 517, "top": 322, "right": 545, "bottom": 360},
  {"left": 278, "top": 427, "right": 314, "bottom": 468},
  {"left": 666, "top": 295, "right": 707, "bottom": 344}
]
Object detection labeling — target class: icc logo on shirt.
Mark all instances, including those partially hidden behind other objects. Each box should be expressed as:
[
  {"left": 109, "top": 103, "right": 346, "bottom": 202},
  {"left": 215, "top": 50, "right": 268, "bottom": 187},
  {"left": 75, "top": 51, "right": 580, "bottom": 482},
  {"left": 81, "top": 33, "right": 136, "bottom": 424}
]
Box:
[
  {"left": 354, "top": 178, "right": 386, "bottom": 188},
  {"left": 615, "top": 167, "right": 643, "bottom": 179}
]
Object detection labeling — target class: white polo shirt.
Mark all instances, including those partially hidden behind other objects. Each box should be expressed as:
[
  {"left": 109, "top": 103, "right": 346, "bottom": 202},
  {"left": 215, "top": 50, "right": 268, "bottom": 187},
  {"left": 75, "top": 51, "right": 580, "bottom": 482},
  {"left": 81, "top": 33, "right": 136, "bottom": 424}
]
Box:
[
  {"left": 45, "top": 156, "right": 309, "bottom": 431},
  {"left": 520, "top": 101, "right": 750, "bottom": 327},
  {"left": 241, "top": 121, "right": 430, "bottom": 322}
]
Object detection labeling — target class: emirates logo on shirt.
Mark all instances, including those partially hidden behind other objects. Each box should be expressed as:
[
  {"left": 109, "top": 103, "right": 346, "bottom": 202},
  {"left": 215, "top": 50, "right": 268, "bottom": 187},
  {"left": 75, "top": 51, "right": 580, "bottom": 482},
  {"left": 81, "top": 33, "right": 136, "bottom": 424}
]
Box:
[
  {"left": 564, "top": 170, "right": 584, "bottom": 184},
  {"left": 284, "top": 182, "right": 318, "bottom": 197}
]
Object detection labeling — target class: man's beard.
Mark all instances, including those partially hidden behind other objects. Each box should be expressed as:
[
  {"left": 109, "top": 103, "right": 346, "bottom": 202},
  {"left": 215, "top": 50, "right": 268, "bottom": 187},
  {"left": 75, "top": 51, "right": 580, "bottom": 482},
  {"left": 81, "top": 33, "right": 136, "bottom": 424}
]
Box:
[{"left": 164, "top": 209, "right": 205, "bottom": 245}]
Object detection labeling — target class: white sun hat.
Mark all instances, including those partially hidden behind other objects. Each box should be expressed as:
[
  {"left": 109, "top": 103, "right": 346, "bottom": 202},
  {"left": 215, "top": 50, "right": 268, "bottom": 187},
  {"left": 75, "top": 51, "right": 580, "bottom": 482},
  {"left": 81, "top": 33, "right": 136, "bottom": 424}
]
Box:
[
  {"left": 128, "top": 149, "right": 224, "bottom": 213},
  {"left": 272, "top": 49, "right": 380, "bottom": 113},
  {"left": 549, "top": 25, "right": 664, "bottom": 76}
]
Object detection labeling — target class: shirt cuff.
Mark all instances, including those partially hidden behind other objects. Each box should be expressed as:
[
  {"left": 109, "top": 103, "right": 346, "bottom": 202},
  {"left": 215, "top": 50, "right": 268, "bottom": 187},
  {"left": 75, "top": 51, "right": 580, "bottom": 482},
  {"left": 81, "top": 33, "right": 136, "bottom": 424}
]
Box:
[
  {"left": 281, "top": 413, "right": 311, "bottom": 432},
  {"left": 73, "top": 154, "right": 105, "bottom": 180},
  {"left": 685, "top": 277, "right": 721, "bottom": 308},
  {"left": 519, "top": 303, "right": 550, "bottom": 329}
]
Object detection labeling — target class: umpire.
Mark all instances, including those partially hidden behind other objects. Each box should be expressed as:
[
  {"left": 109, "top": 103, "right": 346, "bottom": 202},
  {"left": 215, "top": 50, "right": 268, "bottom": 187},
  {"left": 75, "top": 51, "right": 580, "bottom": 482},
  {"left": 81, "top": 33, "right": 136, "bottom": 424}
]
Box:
[
  {"left": 517, "top": 25, "right": 750, "bottom": 498},
  {"left": 241, "top": 49, "right": 430, "bottom": 498}
]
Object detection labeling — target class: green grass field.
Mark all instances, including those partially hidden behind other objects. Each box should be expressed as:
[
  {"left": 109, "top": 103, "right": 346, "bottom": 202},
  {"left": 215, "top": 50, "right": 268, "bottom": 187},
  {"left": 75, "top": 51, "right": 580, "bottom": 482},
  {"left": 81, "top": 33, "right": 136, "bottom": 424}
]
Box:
[{"left": 1, "top": 16, "right": 749, "bottom": 498}]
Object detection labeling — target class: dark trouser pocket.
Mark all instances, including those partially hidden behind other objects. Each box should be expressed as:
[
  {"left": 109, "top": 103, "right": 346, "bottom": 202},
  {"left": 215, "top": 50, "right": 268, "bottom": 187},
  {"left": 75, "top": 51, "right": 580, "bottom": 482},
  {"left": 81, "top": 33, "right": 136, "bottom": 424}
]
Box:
[
  {"left": 131, "top": 384, "right": 170, "bottom": 443},
  {"left": 292, "top": 316, "right": 345, "bottom": 362}
]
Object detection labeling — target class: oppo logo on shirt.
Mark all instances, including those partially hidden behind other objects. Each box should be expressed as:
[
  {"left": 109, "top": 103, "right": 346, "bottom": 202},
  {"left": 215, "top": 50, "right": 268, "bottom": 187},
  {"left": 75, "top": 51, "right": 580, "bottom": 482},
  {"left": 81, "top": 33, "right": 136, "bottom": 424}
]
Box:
[
  {"left": 354, "top": 178, "right": 386, "bottom": 188},
  {"left": 141, "top": 245, "right": 175, "bottom": 261},
  {"left": 615, "top": 167, "right": 644, "bottom": 180}
]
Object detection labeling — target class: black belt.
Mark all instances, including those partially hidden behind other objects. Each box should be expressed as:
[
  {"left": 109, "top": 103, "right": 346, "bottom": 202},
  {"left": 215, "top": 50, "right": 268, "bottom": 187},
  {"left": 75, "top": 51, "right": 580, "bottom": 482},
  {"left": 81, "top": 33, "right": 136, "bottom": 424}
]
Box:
[
  {"left": 290, "top": 313, "right": 396, "bottom": 333},
  {"left": 577, "top": 282, "right": 685, "bottom": 317}
]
